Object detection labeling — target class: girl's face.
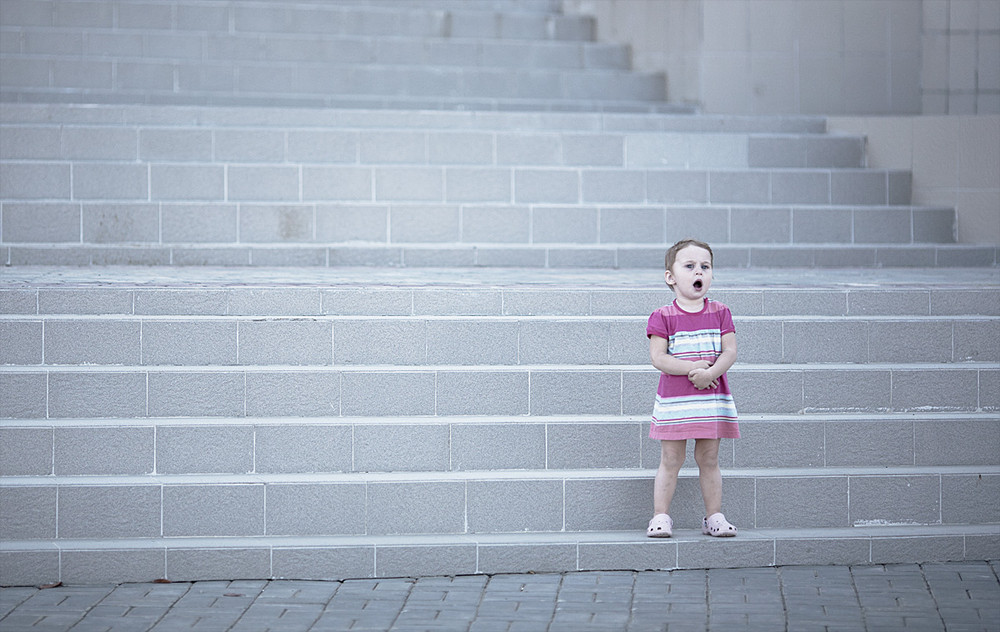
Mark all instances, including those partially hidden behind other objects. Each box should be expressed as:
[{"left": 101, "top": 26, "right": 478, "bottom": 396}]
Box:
[{"left": 665, "top": 244, "right": 713, "bottom": 307}]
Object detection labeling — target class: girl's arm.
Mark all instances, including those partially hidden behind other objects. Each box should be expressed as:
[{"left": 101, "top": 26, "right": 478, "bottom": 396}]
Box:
[
  {"left": 649, "top": 335, "right": 712, "bottom": 375},
  {"left": 688, "top": 332, "right": 737, "bottom": 389}
]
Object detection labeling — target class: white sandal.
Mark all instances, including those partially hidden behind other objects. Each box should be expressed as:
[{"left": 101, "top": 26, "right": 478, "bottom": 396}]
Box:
[
  {"left": 702, "top": 512, "right": 737, "bottom": 537},
  {"left": 647, "top": 513, "right": 673, "bottom": 538}
]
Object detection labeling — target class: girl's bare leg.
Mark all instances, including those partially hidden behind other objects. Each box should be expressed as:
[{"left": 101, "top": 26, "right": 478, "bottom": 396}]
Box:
[
  {"left": 653, "top": 440, "right": 687, "bottom": 515},
  {"left": 694, "top": 438, "right": 723, "bottom": 517}
]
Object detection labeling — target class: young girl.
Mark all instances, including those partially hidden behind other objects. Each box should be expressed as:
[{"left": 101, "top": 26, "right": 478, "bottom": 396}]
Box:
[{"left": 645, "top": 239, "right": 739, "bottom": 538}]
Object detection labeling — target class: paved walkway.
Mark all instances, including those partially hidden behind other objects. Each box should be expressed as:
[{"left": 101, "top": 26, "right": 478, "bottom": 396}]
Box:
[{"left": 1, "top": 562, "right": 997, "bottom": 632}]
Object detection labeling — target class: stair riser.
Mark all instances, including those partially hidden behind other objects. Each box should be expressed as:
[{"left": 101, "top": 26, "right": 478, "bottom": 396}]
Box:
[
  {"left": 2, "top": 474, "right": 995, "bottom": 541},
  {"left": 0, "top": 203, "right": 955, "bottom": 247},
  {"left": 3, "top": 317, "right": 996, "bottom": 366},
  {"left": 6, "top": 288, "right": 998, "bottom": 318},
  {"left": 3, "top": 531, "right": 996, "bottom": 587},
  {"left": 0, "top": 127, "right": 864, "bottom": 169},
  {"left": 3, "top": 418, "right": 996, "bottom": 476},
  {"left": 0, "top": 0, "right": 591, "bottom": 41},
  {"left": 0, "top": 163, "right": 911, "bottom": 205},
  {"left": 1, "top": 367, "right": 995, "bottom": 419}
]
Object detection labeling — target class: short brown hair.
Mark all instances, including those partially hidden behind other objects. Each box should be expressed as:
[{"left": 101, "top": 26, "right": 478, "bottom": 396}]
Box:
[{"left": 665, "top": 238, "right": 713, "bottom": 270}]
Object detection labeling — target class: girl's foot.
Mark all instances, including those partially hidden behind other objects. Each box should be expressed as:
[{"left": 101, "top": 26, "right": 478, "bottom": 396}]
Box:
[
  {"left": 702, "top": 512, "right": 737, "bottom": 537},
  {"left": 647, "top": 513, "right": 673, "bottom": 538}
]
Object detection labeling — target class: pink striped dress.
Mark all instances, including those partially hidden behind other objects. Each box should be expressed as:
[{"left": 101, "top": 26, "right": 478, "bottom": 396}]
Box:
[{"left": 646, "top": 299, "right": 740, "bottom": 440}]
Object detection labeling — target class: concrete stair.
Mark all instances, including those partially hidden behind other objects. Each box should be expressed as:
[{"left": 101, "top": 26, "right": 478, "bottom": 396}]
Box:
[{"left": 1, "top": 0, "right": 998, "bottom": 586}]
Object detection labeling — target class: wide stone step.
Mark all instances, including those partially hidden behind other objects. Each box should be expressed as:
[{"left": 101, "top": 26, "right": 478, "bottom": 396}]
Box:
[
  {"left": 7, "top": 243, "right": 995, "bottom": 268},
  {"left": 3, "top": 315, "right": 996, "bottom": 367},
  {"left": 0, "top": 123, "right": 864, "bottom": 169},
  {"left": 2, "top": 413, "right": 996, "bottom": 476},
  {"left": 1, "top": 466, "right": 996, "bottom": 541},
  {"left": 4, "top": 268, "right": 997, "bottom": 317},
  {"left": 1, "top": 363, "right": 996, "bottom": 419},
  {"left": 2, "top": 524, "right": 995, "bottom": 586},
  {"left": 0, "top": 103, "right": 830, "bottom": 134}
]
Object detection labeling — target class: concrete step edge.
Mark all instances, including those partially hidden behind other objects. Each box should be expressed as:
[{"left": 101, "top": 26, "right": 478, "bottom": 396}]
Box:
[{"left": 4, "top": 465, "right": 998, "bottom": 486}]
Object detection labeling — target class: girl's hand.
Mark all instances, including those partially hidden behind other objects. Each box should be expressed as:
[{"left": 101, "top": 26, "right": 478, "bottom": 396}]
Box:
[
  {"left": 688, "top": 360, "right": 712, "bottom": 371},
  {"left": 688, "top": 368, "right": 719, "bottom": 390}
]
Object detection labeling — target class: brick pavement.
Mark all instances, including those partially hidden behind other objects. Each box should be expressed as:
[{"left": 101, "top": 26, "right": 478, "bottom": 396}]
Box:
[{"left": 1, "top": 562, "right": 997, "bottom": 632}]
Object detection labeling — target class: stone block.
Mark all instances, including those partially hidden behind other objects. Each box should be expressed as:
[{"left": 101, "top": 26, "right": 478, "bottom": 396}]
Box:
[
  {"left": 0, "top": 372, "right": 47, "bottom": 418},
  {"left": 461, "top": 205, "right": 528, "bottom": 242},
  {"left": 854, "top": 208, "right": 912, "bottom": 243},
  {"left": 0, "top": 320, "right": 42, "bottom": 364},
  {"left": 163, "top": 484, "right": 264, "bottom": 537},
  {"left": 139, "top": 129, "right": 213, "bottom": 161},
  {"left": 147, "top": 371, "right": 244, "bottom": 418},
  {"left": 228, "top": 166, "right": 298, "bottom": 202},
  {"left": 355, "top": 424, "right": 450, "bottom": 472},
  {"left": 303, "top": 167, "right": 372, "bottom": 201},
  {"left": 389, "top": 204, "right": 459, "bottom": 242},
  {"left": 579, "top": 541, "right": 678, "bottom": 572},
  {"left": 478, "top": 544, "right": 578, "bottom": 575},
  {"left": 709, "top": 172, "right": 769, "bottom": 204},
  {"left": 763, "top": 290, "right": 847, "bottom": 316},
  {"left": 565, "top": 478, "right": 648, "bottom": 531},
  {"left": 151, "top": 165, "right": 225, "bottom": 201},
  {"left": 0, "top": 486, "right": 56, "bottom": 539},
  {"left": 914, "top": 417, "right": 1000, "bottom": 466},
  {"left": 161, "top": 204, "right": 237, "bottom": 243},
  {"left": 367, "top": 482, "right": 465, "bottom": 535},
  {"left": 848, "top": 289, "right": 929, "bottom": 315},
  {"left": 832, "top": 171, "right": 887, "bottom": 205},
  {"left": 547, "top": 423, "right": 642, "bottom": 469},
  {"left": 215, "top": 129, "right": 284, "bottom": 162},
  {"left": 429, "top": 320, "right": 519, "bottom": 366},
  {"left": 731, "top": 207, "right": 791, "bottom": 243},
  {"left": 825, "top": 420, "right": 913, "bottom": 466},
  {"left": 870, "top": 536, "right": 964, "bottom": 563},
  {"left": 532, "top": 206, "right": 598, "bottom": 243},
  {"left": 732, "top": 319, "right": 782, "bottom": 363},
  {"left": 801, "top": 369, "right": 890, "bottom": 412},
  {"left": 756, "top": 476, "right": 849, "bottom": 528},
  {"left": 61, "top": 127, "right": 136, "bottom": 160},
  {"left": 734, "top": 420, "right": 824, "bottom": 468},
  {"left": 450, "top": 422, "right": 546, "bottom": 471},
  {"left": 413, "top": 289, "right": 503, "bottom": 316},
  {"left": 52, "top": 59, "right": 113, "bottom": 88},
  {"left": 266, "top": 483, "right": 366, "bottom": 536},
  {"left": 772, "top": 172, "right": 831, "bottom": 205},
  {"left": 73, "top": 164, "right": 147, "bottom": 200},
  {"left": 375, "top": 545, "right": 476, "bottom": 578},
  {"left": 436, "top": 370, "right": 530, "bottom": 416},
  {"left": 514, "top": 169, "right": 579, "bottom": 204},
  {"left": 677, "top": 539, "right": 775, "bottom": 569},
  {"left": 519, "top": 320, "right": 608, "bottom": 365},
  {"left": 0, "top": 126, "right": 62, "bottom": 160},
  {"left": 792, "top": 208, "right": 851, "bottom": 243},
  {"left": 157, "top": 425, "right": 252, "bottom": 474},
  {"left": 375, "top": 167, "right": 442, "bottom": 202},
  {"left": 1, "top": 203, "right": 81, "bottom": 243},
  {"left": 782, "top": 320, "right": 868, "bottom": 363},
  {"left": 729, "top": 370, "right": 803, "bottom": 414},
  {"left": 55, "top": 426, "right": 154, "bottom": 475},
  {"left": 239, "top": 205, "right": 314, "bottom": 243},
  {"left": 0, "top": 289, "right": 38, "bottom": 315},
  {"left": 172, "top": 247, "right": 251, "bottom": 266},
  {"left": 246, "top": 371, "right": 340, "bottom": 417},
  {"left": 273, "top": 547, "right": 374, "bottom": 580},
  {"left": 61, "top": 549, "right": 165, "bottom": 585},
  {"left": 498, "top": 133, "right": 560, "bottom": 166},
  {"left": 0, "top": 551, "right": 59, "bottom": 587},
  {"left": 135, "top": 289, "right": 228, "bottom": 316},
  {"left": 582, "top": 170, "right": 644, "bottom": 203},
  {"left": 428, "top": 132, "right": 493, "bottom": 165},
  {"left": 43, "top": 319, "right": 139, "bottom": 365},
  {"left": 142, "top": 320, "right": 237, "bottom": 365},
  {"left": 238, "top": 320, "right": 332, "bottom": 365},
  {"left": 322, "top": 288, "right": 412, "bottom": 316},
  {"left": 59, "top": 485, "right": 161, "bottom": 538},
  {"left": 775, "top": 537, "right": 872, "bottom": 566},
  {"left": 403, "top": 246, "right": 475, "bottom": 266},
  {"left": 49, "top": 371, "right": 146, "bottom": 418},
  {"left": 228, "top": 288, "right": 321, "bottom": 317},
  {"left": 892, "top": 369, "right": 979, "bottom": 411},
  {"left": 1, "top": 163, "right": 71, "bottom": 199},
  {"left": 468, "top": 480, "right": 564, "bottom": 533},
  {"left": 850, "top": 475, "right": 941, "bottom": 525},
  {"left": 941, "top": 475, "right": 1000, "bottom": 524},
  {"left": 167, "top": 548, "right": 271, "bottom": 583},
  {"left": 599, "top": 207, "right": 664, "bottom": 243},
  {"left": 82, "top": 203, "right": 158, "bottom": 243},
  {"left": 530, "top": 369, "right": 622, "bottom": 416},
  {"left": 334, "top": 319, "right": 424, "bottom": 365},
  {"left": 315, "top": 204, "right": 387, "bottom": 242},
  {"left": 954, "top": 320, "right": 1000, "bottom": 362},
  {"left": 0, "top": 427, "right": 51, "bottom": 475},
  {"left": 341, "top": 371, "right": 435, "bottom": 416},
  {"left": 255, "top": 424, "right": 353, "bottom": 473},
  {"left": 564, "top": 134, "right": 623, "bottom": 166}
]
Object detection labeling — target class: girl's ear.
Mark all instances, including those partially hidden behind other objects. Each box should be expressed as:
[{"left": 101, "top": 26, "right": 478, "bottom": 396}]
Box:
[{"left": 664, "top": 269, "right": 674, "bottom": 287}]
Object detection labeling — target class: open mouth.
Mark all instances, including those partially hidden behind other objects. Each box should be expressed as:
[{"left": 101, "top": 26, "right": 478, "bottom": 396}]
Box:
[{"left": 693, "top": 280, "right": 703, "bottom": 290}]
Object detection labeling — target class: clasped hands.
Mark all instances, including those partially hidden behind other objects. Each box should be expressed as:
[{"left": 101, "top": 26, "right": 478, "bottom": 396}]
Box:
[{"left": 687, "top": 360, "right": 719, "bottom": 390}]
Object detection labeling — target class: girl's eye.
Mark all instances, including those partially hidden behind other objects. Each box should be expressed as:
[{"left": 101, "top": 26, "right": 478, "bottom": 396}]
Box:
[{"left": 685, "top": 264, "right": 694, "bottom": 269}]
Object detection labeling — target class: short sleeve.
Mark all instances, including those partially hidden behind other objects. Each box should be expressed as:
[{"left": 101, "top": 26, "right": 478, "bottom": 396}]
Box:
[
  {"left": 647, "top": 308, "right": 670, "bottom": 339},
  {"left": 718, "top": 304, "right": 735, "bottom": 335}
]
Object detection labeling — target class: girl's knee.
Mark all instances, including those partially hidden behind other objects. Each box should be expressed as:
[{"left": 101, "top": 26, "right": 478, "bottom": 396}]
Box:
[
  {"left": 693, "top": 439, "right": 720, "bottom": 468},
  {"left": 659, "top": 440, "right": 686, "bottom": 470}
]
